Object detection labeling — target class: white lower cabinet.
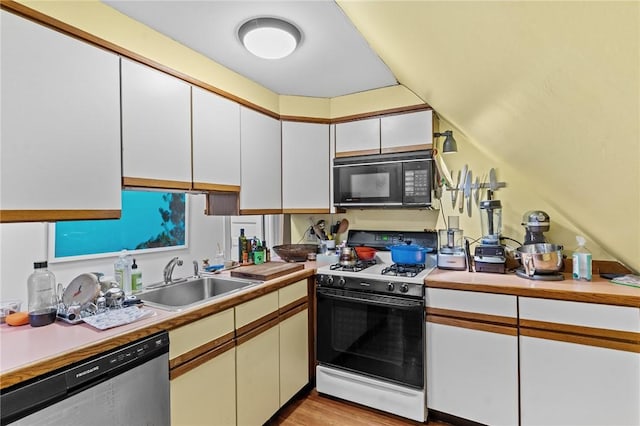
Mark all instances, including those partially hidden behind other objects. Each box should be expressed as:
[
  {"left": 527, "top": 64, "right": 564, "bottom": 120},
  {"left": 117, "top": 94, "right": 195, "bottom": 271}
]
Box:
[
  {"left": 519, "top": 297, "right": 640, "bottom": 426},
  {"left": 236, "top": 325, "right": 280, "bottom": 426},
  {"left": 425, "top": 288, "right": 519, "bottom": 425},
  {"left": 169, "top": 309, "right": 236, "bottom": 425},
  {"left": 278, "top": 280, "right": 310, "bottom": 405},
  {"left": 171, "top": 345, "right": 236, "bottom": 426}
]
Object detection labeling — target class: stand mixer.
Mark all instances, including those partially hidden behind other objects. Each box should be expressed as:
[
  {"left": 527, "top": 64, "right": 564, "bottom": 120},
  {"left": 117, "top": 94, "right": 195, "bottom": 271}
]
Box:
[
  {"left": 522, "top": 210, "right": 550, "bottom": 244},
  {"left": 437, "top": 216, "right": 466, "bottom": 270},
  {"left": 516, "top": 210, "right": 564, "bottom": 281},
  {"left": 474, "top": 200, "right": 507, "bottom": 273}
]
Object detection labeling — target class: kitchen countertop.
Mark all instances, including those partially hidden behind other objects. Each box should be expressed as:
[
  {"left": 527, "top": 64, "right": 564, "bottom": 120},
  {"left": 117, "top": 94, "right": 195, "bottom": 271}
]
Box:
[
  {"left": 2, "top": 261, "right": 638, "bottom": 390},
  {"left": 426, "top": 269, "right": 640, "bottom": 307},
  {"left": 0, "top": 262, "right": 316, "bottom": 390}
]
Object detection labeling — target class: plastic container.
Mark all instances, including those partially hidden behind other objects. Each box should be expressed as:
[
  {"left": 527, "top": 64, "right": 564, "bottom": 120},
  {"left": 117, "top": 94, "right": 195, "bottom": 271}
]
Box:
[
  {"left": 130, "top": 259, "right": 143, "bottom": 293},
  {"left": 572, "top": 236, "right": 592, "bottom": 281},
  {"left": 114, "top": 250, "right": 133, "bottom": 294},
  {"left": 27, "top": 261, "right": 57, "bottom": 327}
]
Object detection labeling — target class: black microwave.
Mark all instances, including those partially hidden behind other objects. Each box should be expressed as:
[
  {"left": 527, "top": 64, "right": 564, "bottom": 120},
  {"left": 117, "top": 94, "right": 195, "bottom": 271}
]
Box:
[{"left": 333, "top": 150, "right": 433, "bottom": 208}]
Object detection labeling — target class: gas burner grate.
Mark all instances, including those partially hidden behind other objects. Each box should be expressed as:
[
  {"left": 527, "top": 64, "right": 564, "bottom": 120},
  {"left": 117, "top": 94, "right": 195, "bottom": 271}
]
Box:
[
  {"left": 329, "top": 259, "right": 377, "bottom": 272},
  {"left": 381, "top": 263, "right": 426, "bottom": 278}
]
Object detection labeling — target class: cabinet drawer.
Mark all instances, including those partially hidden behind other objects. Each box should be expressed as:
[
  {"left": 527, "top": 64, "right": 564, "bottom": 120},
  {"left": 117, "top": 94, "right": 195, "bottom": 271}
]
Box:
[
  {"left": 426, "top": 288, "right": 517, "bottom": 317},
  {"left": 169, "top": 309, "right": 234, "bottom": 360},
  {"left": 519, "top": 297, "right": 640, "bottom": 332},
  {"left": 279, "top": 280, "right": 307, "bottom": 309},
  {"left": 235, "top": 291, "right": 278, "bottom": 330}
]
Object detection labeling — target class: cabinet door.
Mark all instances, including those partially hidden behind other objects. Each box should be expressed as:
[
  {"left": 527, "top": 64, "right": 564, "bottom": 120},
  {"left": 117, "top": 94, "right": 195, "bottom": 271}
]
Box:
[
  {"left": 240, "top": 107, "right": 281, "bottom": 213},
  {"left": 192, "top": 87, "right": 241, "bottom": 192},
  {"left": 519, "top": 297, "right": 640, "bottom": 426},
  {"left": 171, "top": 345, "right": 236, "bottom": 426},
  {"left": 236, "top": 325, "right": 280, "bottom": 426},
  {"left": 121, "top": 58, "right": 191, "bottom": 189},
  {"left": 520, "top": 336, "right": 640, "bottom": 426},
  {"left": 335, "top": 118, "right": 380, "bottom": 157},
  {"left": 425, "top": 288, "right": 519, "bottom": 425},
  {"left": 381, "top": 110, "right": 433, "bottom": 153},
  {"left": 279, "top": 308, "right": 309, "bottom": 406},
  {"left": 1, "top": 11, "right": 121, "bottom": 221},
  {"left": 426, "top": 323, "right": 519, "bottom": 426},
  {"left": 281, "top": 122, "right": 330, "bottom": 212}
]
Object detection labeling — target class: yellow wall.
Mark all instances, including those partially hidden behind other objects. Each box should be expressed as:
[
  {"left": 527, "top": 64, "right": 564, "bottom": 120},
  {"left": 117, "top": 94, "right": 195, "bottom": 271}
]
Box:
[{"left": 14, "top": 0, "right": 638, "bottom": 272}]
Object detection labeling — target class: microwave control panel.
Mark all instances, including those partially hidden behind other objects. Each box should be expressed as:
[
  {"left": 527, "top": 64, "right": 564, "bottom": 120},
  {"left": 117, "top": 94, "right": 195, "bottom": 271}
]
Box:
[{"left": 403, "top": 161, "right": 432, "bottom": 205}]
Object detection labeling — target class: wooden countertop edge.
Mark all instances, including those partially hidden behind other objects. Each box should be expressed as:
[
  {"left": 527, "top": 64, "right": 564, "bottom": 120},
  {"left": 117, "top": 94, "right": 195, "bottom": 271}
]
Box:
[
  {"left": 425, "top": 279, "right": 640, "bottom": 307},
  {"left": 3, "top": 266, "right": 638, "bottom": 388},
  {"left": 0, "top": 267, "right": 315, "bottom": 390}
]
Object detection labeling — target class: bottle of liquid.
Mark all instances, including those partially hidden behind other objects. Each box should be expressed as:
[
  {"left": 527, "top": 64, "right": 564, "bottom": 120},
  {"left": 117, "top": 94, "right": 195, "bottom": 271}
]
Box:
[
  {"left": 238, "top": 229, "right": 248, "bottom": 263},
  {"left": 130, "top": 259, "right": 143, "bottom": 293},
  {"left": 264, "top": 240, "right": 271, "bottom": 263},
  {"left": 253, "top": 238, "right": 265, "bottom": 265},
  {"left": 572, "top": 236, "right": 592, "bottom": 281},
  {"left": 114, "top": 250, "right": 133, "bottom": 294},
  {"left": 27, "top": 261, "right": 58, "bottom": 327}
]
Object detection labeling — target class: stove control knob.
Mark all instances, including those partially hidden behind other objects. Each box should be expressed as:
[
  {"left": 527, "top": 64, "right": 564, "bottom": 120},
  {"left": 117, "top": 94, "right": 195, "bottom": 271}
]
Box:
[
  {"left": 387, "top": 283, "right": 395, "bottom": 292},
  {"left": 326, "top": 276, "right": 334, "bottom": 286},
  {"left": 338, "top": 277, "right": 346, "bottom": 287},
  {"left": 400, "top": 283, "right": 409, "bottom": 293}
]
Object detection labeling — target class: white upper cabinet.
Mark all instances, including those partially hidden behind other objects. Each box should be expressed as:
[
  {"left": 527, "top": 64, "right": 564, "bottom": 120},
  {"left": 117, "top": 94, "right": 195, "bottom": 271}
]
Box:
[
  {"left": 335, "top": 118, "right": 380, "bottom": 156},
  {"left": 0, "top": 11, "right": 121, "bottom": 221},
  {"left": 381, "top": 110, "right": 434, "bottom": 153},
  {"left": 240, "top": 107, "right": 281, "bottom": 213},
  {"left": 192, "top": 87, "right": 241, "bottom": 192},
  {"left": 282, "top": 122, "right": 330, "bottom": 212},
  {"left": 121, "top": 58, "right": 192, "bottom": 189}
]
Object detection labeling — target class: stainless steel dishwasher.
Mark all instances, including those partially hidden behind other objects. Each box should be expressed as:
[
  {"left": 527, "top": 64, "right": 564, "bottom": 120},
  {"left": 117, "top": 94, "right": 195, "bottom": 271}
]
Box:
[{"left": 1, "top": 331, "right": 170, "bottom": 425}]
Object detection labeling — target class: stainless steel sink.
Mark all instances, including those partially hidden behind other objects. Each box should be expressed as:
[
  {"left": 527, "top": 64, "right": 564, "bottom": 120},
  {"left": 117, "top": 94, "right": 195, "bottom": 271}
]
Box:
[{"left": 138, "top": 276, "right": 261, "bottom": 311}]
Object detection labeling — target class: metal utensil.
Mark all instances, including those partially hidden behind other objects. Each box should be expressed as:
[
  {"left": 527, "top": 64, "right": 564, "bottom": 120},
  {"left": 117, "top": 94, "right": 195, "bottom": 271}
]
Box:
[
  {"left": 489, "top": 168, "right": 497, "bottom": 191},
  {"left": 474, "top": 176, "right": 480, "bottom": 205},
  {"left": 451, "top": 169, "right": 461, "bottom": 208},
  {"left": 458, "top": 165, "right": 468, "bottom": 213},
  {"left": 465, "top": 171, "right": 473, "bottom": 217}
]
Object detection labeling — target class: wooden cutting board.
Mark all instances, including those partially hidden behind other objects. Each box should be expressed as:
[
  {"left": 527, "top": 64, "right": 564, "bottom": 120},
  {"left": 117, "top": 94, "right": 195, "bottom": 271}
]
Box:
[{"left": 230, "top": 262, "right": 304, "bottom": 281}]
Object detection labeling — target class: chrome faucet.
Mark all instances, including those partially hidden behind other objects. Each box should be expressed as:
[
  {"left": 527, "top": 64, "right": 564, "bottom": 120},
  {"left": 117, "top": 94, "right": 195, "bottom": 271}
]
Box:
[
  {"left": 193, "top": 260, "right": 199, "bottom": 278},
  {"left": 163, "top": 257, "right": 183, "bottom": 284}
]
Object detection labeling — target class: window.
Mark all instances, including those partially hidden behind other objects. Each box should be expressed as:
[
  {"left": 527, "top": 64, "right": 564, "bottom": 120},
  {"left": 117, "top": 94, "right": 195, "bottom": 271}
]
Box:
[{"left": 49, "top": 190, "right": 188, "bottom": 262}]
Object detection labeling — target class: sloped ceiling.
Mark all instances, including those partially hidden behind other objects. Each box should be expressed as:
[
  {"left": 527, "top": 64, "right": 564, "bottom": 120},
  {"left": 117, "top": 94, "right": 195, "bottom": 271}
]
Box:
[{"left": 339, "top": 1, "right": 639, "bottom": 272}]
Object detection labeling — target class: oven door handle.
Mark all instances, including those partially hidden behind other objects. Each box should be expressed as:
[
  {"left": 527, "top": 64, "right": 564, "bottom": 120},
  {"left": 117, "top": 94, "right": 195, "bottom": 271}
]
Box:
[{"left": 317, "top": 289, "right": 424, "bottom": 310}]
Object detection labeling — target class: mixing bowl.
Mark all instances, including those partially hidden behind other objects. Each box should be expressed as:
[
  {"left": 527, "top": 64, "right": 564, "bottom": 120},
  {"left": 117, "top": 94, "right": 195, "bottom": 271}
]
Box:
[{"left": 517, "top": 243, "right": 564, "bottom": 276}]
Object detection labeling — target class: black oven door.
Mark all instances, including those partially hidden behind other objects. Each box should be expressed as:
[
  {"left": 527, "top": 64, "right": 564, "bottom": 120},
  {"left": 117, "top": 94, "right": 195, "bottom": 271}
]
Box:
[
  {"left": 316, "top": 287, "right": 424, "bottom": 388},
  {"left": 333, "top": 162, "right": 403, "bottom": 206}
]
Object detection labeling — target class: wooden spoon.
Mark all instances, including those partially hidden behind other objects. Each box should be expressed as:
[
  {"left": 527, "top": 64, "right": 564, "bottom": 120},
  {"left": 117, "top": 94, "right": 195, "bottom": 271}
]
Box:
[{"left": 336, "top": 218, "right": 349, "bottom": 234}]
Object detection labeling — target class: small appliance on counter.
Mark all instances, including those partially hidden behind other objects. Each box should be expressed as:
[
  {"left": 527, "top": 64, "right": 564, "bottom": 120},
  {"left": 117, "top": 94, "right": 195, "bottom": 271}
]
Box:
[
  {"left": 437, "top": 216, "right": 467, "bottom": 270},
  {"left": 522, "top": 210, "right": 551, "bottom": 244},
  {"left": 474, "top": 199, "right": 507, "bottom": 273},
  {"left": 516, "top": 210, "right": 564, "bottom": 281}
]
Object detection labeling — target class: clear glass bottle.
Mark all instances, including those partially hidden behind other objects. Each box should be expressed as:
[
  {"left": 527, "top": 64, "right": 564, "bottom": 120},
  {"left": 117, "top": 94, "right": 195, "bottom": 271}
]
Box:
[
  {"left": 114, "top": 250, "right": 132, "bottom": 294},
  {"left": 27, "top": 261, "right": 58, "bottom": 327}
]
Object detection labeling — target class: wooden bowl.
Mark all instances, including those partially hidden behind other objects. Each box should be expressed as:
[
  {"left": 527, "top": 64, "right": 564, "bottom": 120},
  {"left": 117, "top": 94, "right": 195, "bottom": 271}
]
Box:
[{"left": 272, "top": 244, "right": 318, "bottom": 262}]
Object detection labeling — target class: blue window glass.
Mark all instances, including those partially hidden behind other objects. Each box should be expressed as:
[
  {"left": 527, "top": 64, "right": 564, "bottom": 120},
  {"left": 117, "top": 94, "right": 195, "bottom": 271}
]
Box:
[{"left": 50, "top": 191, "right": 187, "bottom": 261}]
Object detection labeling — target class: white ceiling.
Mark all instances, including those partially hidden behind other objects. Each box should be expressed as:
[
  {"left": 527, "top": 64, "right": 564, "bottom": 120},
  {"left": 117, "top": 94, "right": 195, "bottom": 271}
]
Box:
[{"left": 102, "top": 0, "right": 397, "bottom": 98}]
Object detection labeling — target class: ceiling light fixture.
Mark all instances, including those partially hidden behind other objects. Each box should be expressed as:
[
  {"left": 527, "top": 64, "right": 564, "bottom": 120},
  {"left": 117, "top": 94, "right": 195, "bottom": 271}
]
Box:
[
  {"left": 238, "top": 17, "right": 301, "bottom": 60},
  {"left": 434, "top": 130, "right": 458, "bottom": 154}
]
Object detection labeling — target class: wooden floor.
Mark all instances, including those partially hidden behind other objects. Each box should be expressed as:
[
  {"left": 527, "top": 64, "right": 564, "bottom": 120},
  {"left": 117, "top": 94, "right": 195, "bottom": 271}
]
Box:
[{"left": 270, "top": 389, "right": 451, "bottom": 426}]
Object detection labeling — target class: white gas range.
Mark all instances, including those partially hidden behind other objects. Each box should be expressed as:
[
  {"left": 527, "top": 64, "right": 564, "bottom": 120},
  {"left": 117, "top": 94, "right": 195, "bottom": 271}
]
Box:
[{"left": 315, "top": 229, "right": 437, "bottom": 422}]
